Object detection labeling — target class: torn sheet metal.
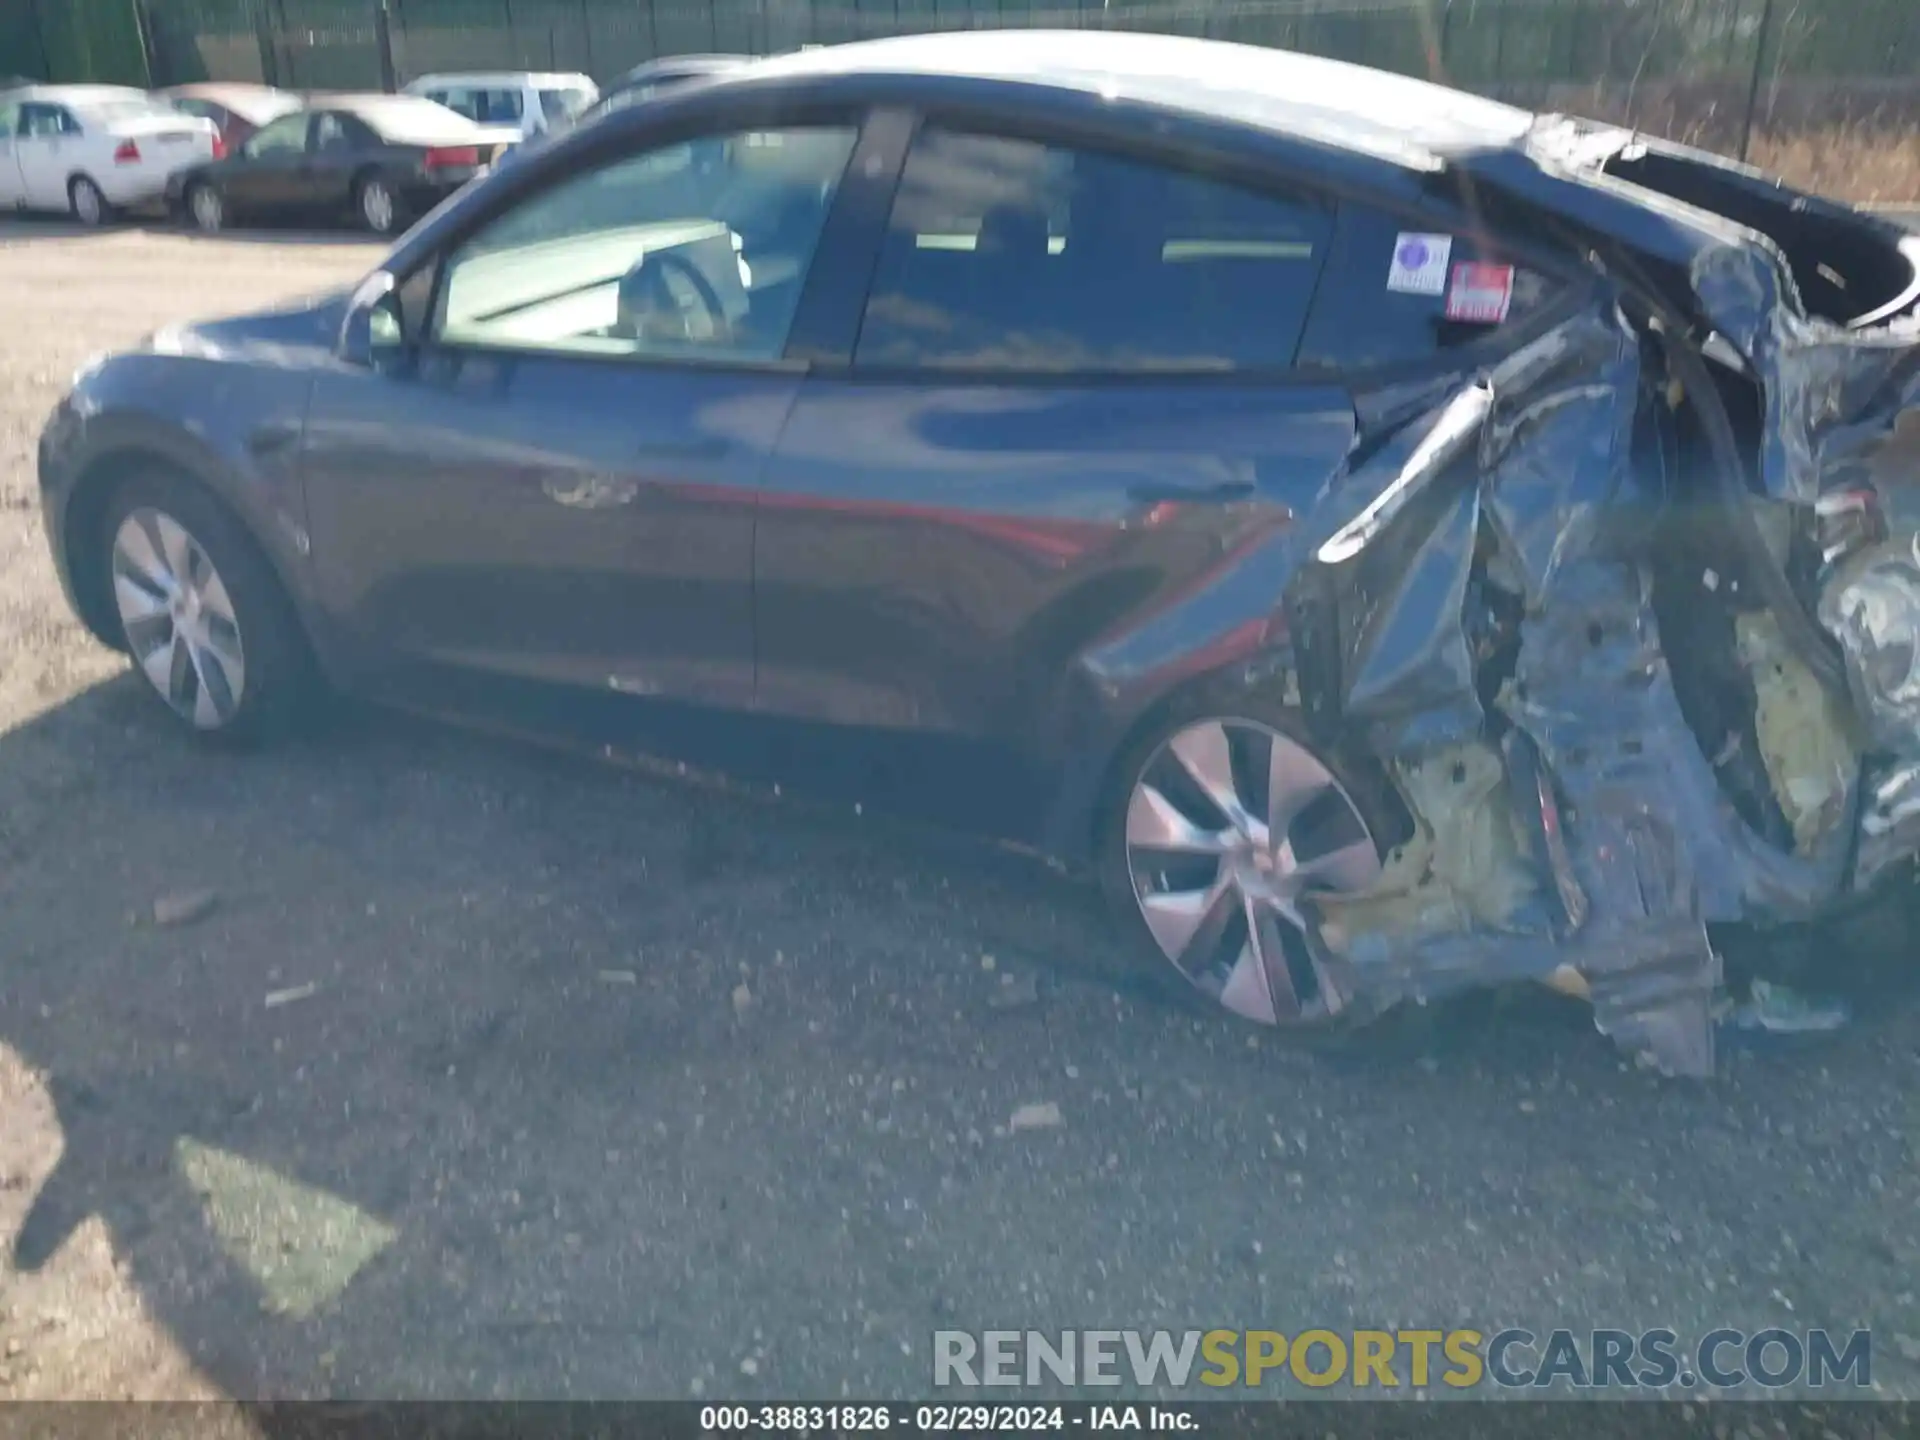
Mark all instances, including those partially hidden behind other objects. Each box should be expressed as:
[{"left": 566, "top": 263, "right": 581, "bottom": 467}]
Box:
[
  {"left": 1288, "top": 286, "right": 1883, "bottom": 1075},
  {"left": 1692, "top": 235, "right": 1920, "bottom": 898}
]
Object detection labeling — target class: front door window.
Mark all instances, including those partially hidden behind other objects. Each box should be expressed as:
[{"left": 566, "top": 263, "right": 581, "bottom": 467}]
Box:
[{"left": 435, "top": 125, "right": 858, "bottom": 363}]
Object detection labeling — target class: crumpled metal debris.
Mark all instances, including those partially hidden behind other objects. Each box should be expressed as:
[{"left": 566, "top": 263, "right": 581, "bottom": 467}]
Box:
[{"left": 1282, "top": 225, "right": 1914, "bottom": 1073}]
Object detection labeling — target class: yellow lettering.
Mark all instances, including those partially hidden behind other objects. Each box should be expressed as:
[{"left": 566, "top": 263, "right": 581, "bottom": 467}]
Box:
[
  {"left": 1244, "top": 1331, "right": 1286, "bottom": 1386},
  {"left": 1290, "top": 1329, "right": 1347, "bottom": 1388},
  {"left": 1353, "top": 1330, "right": 1399, "bottom": 1388},
  {"left": 1443, "top": 1330, "right": 1486, "bottom": 1388},
  {"left": 1198, "top": 1330, "right": 1240, "bottom": 1387},
  {"left": 1397, "top": 1330, "right": 1443, "bottom": 1388}
]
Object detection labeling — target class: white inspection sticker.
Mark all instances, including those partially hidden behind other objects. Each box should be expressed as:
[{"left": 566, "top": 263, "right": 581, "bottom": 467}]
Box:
[{"left": 1387, "top": 232, "right": 1453, "bottom": 295}]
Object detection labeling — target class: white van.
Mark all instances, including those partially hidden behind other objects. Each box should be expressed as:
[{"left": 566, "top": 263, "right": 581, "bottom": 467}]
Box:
[{"left": 400, "top": 72, "right": 597, "bottom": 141}]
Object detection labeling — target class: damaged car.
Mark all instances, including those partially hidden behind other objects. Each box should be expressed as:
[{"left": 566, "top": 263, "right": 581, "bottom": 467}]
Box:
[{"left": 36, "top": 32, "right": 1920, "bottom": 1075}]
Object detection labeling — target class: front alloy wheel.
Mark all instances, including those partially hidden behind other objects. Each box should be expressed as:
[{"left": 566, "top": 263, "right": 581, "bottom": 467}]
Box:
[
  {"left": 112, "top": 508, "right": 247, "bottom": 729},
  {"left": 1124, "top": 718, "right": 1383, "bottom": 1025}
]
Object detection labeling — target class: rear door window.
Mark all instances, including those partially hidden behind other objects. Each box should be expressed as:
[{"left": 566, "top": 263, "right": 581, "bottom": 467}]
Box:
[
  {"left": 1294, "top": 203, "right": 1562, "bottom": 371},
  {"left": 432, "top": 88, "right": 477, "bottom": 121},
  {"left": 854, "top": 128, "right": 1333, "bottom": 374},
  {"left": 482, "top": 88, "right": 525, "bottom": 124},
  {"left": 539, "top": 87, "right": 593, "bottom": 122}
]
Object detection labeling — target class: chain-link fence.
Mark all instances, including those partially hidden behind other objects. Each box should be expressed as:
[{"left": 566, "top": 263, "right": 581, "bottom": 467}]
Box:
[{"left": 8, "top": 0, "right": 1920, "bottom": 160}]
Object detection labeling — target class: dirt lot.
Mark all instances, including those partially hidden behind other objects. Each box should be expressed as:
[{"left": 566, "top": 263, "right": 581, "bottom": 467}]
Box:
[{"left": 3, "top": 219, "right": 1920, "bottom": 1408}]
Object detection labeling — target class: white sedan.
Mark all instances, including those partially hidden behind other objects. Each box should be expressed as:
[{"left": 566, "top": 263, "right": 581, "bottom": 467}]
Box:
[{"left": 0, "top": 85, "right": 219, "bottom": 224}]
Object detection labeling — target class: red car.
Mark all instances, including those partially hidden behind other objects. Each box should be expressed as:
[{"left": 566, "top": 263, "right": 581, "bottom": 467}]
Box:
[{"left": 157, "top": 82, "right": 301, "bottom": 152}]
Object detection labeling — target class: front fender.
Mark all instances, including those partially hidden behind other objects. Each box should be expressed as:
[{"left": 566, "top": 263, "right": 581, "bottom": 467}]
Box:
[{"left": 38, "top": 350, "right": 327, "bottom": 663}]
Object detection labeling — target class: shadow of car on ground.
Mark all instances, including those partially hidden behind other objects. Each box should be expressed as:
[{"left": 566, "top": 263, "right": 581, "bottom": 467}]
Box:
[{"left": 6, "top": 666, "right": 1920, "bottom": 1402}]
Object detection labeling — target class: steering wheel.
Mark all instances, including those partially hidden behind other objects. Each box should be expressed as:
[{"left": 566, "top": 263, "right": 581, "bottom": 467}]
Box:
[{"left": 618, "top": 251, "right": 732, "bottom": 347}]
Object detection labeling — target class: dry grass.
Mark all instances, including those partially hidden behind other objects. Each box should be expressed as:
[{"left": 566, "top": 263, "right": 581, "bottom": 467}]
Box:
[
  {"left": 1493, "top": 76, "right": 1920, "bottom": 204},
  {"left": 1746, "top": 127, "right": 1920, "bottom": 206}
]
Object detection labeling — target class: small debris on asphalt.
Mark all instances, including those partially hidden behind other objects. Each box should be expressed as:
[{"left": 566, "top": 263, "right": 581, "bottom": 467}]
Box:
[
  {"left": 731, "top": 982, "right": 753, "bottom": 1014},
  {"left": 152, "top": 889, "right": 217, "bottom": 927},
  {"left": 597, "top": 969, "right": 637, "bottom": 985},
  {"left": 979, "top": 953, "right": 996, "bottom": 971},
  {"left": 1008, "top": 1101, "right": 1063, "bottom": 1132},
  {"left": 1893, "top": 1335, "right": 1920, "bottom": 1363},
  {"left": 987, "top": 973, "right": 1039, "bottom": 1010},
  {"left": 739, "top": 1357, "right": 759, "bottom": 1377},
  {"left": 263, "top": 982, "right": 319, "bottom": 1009}
]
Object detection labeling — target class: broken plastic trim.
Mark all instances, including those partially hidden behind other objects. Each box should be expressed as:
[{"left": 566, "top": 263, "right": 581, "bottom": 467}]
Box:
[{"left": 1316, "top": 381, "right": 1496, "bottom": 565}]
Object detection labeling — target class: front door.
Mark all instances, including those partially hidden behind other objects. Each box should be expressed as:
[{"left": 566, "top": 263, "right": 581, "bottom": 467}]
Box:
[
  {"left": 0, "top": 103, "right": 23, "bottom": 207},
  {"left": 753, "top": 125, "right": 1352, "bottom": 841},
  {"left": 301, "top": 121, "right": 863, "bottom": 736}
]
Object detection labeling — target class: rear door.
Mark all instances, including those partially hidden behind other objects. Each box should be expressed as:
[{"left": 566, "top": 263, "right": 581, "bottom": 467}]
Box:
[
  {"left": 300, "top": 110, "right": 368, "bottom": 214},
  {"left": 300, "top": 117, "right": 864, "bottom": 732},
  {"left": 219, "top": 110, "right": 311, "bottom": 215},
  {"left": 754, "top": 125, "right": 1351, "bottom": 839}
]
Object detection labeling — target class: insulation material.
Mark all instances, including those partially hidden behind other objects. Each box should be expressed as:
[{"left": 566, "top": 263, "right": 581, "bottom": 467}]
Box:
[
  {"left": 1316, "top": 742, "right": 1537, "bottom": 952},
  {"left": 1735, "top": 611, "right": 1860, "bottom": 853}
]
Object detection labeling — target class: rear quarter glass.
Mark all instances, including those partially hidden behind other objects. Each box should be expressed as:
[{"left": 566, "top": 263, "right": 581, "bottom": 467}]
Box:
[{"left": 1295, "top": 201, "right": 1560, "bottom": 371}]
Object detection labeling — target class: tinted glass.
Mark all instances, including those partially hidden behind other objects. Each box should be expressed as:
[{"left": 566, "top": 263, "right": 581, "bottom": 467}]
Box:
[
  {"left": 437, "top": 126, "right": 856, "bottom": 363},
  {"left": 539, "top": 87, "right": 592, "bottom": 121},
  {"left": 483, "top": 88, "right": 525, "bottom": 122},
  {"left": 856, "top": 129, "right": 1333, "bottom": 373},
  {"left": 17, "top": 104, "right": 72, "bottom": 137},
  {"left": 245, "top": 113, "right": 308, "bottom": 155},
  {"left": 313, "top": 112, "right": 353, "bottom": 152},
  {"left": 1294, "top": 203, "right": 1563, "bottom": 371}
]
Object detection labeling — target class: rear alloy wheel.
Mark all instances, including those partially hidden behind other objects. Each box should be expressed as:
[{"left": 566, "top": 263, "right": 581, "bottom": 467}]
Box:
[
  {"left": 1119, "top": 717, "right": 1384, "bottom": 1026},
  {"left": 357, "top": 177, "right": 397, "bottom": 234},
  {"left": 187, "top": 182, "right": 224, "bottom": 233},
  {"left": 103, "top": 472, "right": 315, "bottom": 743},
  {"left": 69, "top": 176, "right": 109, "bottom": 227}
]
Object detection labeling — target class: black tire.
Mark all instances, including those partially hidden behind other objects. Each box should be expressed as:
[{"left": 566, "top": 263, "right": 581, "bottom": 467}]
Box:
[
  {"left": 100, "top": 469, "right": 317, "bottom": 746},
  {"left": 68, "top": 175, "right": 111, "bottom": 227},
  {"left": 1094, "top": 683, "right": 1408, "bottom": 1039},
  {"left": 353, "top": 172, "right": 402, "bottom": 235}
]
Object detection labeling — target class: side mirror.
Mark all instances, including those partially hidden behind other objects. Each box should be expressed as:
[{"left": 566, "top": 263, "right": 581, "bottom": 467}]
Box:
[{"left": 339, "top": 272, "right": 409, "bottom": 371}]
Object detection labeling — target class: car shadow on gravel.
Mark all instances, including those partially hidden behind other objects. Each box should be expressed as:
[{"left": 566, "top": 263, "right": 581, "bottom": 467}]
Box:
[{"left": 5, "top": 672, "right": 1920, "bottom": 1401}]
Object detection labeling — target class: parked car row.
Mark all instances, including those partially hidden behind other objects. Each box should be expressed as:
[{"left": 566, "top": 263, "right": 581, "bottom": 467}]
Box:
[{"left": 1, "top": 59, "right": 740, "bottom": 234}]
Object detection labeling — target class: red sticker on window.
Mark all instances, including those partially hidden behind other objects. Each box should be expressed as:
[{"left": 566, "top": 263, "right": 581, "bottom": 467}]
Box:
[{"left": 1445, "top": 262, "right": 1514, "bottom": 323}]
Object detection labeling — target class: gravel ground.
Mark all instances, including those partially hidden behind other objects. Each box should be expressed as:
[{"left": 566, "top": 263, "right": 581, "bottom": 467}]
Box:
[{"left": 1, "top": 217, "right": 1918, "bottom": 1410}]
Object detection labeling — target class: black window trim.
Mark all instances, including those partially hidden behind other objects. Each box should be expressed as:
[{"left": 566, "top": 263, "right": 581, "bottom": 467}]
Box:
[
  {"left": 814, "top": 99, "right": 1603, "bottom": 392},
  {"left": 406, "top": 99, "right": 885, "bottom": 379}
]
